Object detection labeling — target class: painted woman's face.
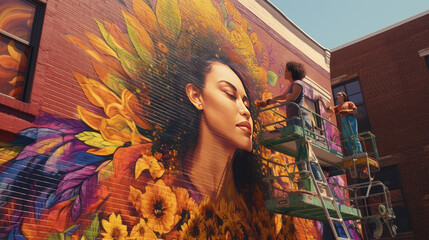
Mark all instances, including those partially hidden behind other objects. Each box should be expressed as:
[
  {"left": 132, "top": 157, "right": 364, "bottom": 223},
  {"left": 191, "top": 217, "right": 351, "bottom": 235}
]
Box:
[{"left": 200, "top": 62, "right": 253, "bottom": 151}]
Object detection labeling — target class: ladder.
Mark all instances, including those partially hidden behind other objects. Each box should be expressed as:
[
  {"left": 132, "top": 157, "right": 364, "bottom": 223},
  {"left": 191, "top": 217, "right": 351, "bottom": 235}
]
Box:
[{"left": 305, "top": 140, "right": 352, "bottom": 240}]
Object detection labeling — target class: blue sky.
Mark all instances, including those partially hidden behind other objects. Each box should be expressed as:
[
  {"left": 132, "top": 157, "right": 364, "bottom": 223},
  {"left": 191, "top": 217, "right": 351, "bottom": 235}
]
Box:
[{"left": 268, "top": 0, "right": 429, "bottom": 49}]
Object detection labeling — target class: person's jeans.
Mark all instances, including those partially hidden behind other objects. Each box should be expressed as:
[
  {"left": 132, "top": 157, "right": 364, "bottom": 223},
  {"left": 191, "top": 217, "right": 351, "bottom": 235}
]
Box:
[
  {"left": 287, "top": 115, "right": 312, "bottom": 129},
  {"left": 341, "top": 115, "right": 363, "bottom": 155}
]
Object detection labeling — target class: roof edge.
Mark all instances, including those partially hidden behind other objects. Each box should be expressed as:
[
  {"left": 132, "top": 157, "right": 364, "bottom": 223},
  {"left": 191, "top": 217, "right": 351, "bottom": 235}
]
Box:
[
  {"left": 265, "top": 0, "right": 328, "bottom": 52},
  {"left": 332, "top": 10, "right": 429, "bottom": 52}
]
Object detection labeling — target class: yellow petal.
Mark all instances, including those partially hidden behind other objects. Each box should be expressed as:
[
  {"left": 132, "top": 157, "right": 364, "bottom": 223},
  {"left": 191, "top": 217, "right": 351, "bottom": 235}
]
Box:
[
  {"left": 0, "top": 55, "right": 18, "bottom": 70},
  {"left": 77, "top": 105, "right": 103, "bottom": 131},
  {"left": 8, "top": 76, "right": 24, "bottom": 84},
  {"left": 86, "top": 32, "right": 118, "bottom": 59},
  {"left": 87, "top": 147, "right": 117, "bottom": 156},
  {"left": 115, "top": 214, "right": 122, "bottom": 225},
  {"left": 104, "top": 102, "right": 124, "bottom": 119},
  {"left": 73, "top": 72, "right": 121, "bottom": 108},
  {"left": 0, "top": 145, "right": 23, "bottom": 164},
  {"left": 102, "top": 218, "right": 112, "bottom": 232},
  {"left": 96, "top": 20, "right": 135, "bottom": 55},
  {"left": 65, "top": 35, "right": 103, "bottom": 62},
  {"left": 133, "top": 0, "right": 159, "bottom": 38},
  {"left": 135, "top": 157, "right": 150, "bottom": 179},
  {"left": 123, "top": 11, "right": 155, "bottom": 64},
  {"left": 7, "top": 41, "right": 26, "bottom": 63},
  {"left": 91, "top": 60, "right": 127, "bottom": 96},
  {"left": 121, "top": 90, "right": 153, "bottom": 130},
  {"left": 156, "top": 0, "right": 181, "bottom": 42}
]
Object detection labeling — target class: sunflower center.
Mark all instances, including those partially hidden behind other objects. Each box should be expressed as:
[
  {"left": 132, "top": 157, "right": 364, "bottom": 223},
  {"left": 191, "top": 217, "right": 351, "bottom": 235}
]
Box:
[
  {"left": 138, "top": 225, "right": 145, "bottom": 235},
  {"left": 191, "top": 224, "right": 200, "bottom": 237},
  {"left": 205, "top": 208, "right": 214, "bottom": 219},
  {"left": 153, "top": 200, "right": 165, "bottom": 218},
  {"left": 111, "top": 226, "right": 121, "bottom": 239},
  {"left": 180, "top": 210, "right": 190, "bottom": 224}
]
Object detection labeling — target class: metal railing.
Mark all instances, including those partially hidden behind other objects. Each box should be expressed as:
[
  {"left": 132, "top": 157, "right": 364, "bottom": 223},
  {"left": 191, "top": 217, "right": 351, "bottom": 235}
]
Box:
[{"left": 257, "top": 102, "right": 343, "bottom": 154}]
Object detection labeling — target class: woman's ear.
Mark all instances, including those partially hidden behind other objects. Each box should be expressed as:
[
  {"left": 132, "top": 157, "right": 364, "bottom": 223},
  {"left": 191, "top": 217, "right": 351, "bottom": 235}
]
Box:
[{"left": 185, "top": 83, "right": 203, "bottom": 110}]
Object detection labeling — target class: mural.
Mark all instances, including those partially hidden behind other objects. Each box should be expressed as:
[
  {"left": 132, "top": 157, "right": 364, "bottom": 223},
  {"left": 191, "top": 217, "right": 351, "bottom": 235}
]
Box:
[
  {"left": 0, "top": 0, "right": 34, "bottom": 99},
  {"left": 0, "top": 0, "right": 356, "bottom": 239}
]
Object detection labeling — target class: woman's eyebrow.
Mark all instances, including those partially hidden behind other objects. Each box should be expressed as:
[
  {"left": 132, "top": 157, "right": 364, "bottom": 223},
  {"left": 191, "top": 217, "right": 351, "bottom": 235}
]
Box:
[
  {"left": 218, "top": 80, "right": 237, "bottom": 92},
  {"left": 218, "top": 80, "right": 248, "bottom": 99}
]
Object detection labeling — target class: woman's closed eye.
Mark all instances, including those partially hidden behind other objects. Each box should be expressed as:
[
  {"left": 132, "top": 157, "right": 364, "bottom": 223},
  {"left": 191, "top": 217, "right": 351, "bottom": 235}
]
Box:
[{"left": 225, "top": 91, "right": 236, "bottom": 99}]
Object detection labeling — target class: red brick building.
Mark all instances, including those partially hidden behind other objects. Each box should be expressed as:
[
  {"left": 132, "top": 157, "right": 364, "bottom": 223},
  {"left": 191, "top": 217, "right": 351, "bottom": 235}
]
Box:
[
  {"left": 1, "top": 0, "right": 348, "bottom": 239},
  {"left": 331, "top": 10, "right": 429, "bottom": 239}
]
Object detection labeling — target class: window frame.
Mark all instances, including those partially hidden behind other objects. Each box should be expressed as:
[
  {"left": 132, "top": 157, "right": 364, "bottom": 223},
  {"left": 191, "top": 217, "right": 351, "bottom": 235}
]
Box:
[
  {"left": 0, "top": 0, "right": 46, "bottom": 102},
  {"left": 332, "top": 77, "right": 371, "bottom": 132},
  {"left": 305, "top": 96, "right": 323, "bottom": 130},
  {"left": 418, "top": 47, "right": 429, "bottom": 71}
]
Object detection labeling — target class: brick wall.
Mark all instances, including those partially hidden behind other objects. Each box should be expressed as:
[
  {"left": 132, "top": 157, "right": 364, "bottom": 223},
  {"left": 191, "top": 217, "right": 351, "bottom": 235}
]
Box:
[
  {"left": 0, "top": 0, "right": 339, "bottom": 239},
  {"left": 331, "top": 12, "right": 429, "bottom": 239}
]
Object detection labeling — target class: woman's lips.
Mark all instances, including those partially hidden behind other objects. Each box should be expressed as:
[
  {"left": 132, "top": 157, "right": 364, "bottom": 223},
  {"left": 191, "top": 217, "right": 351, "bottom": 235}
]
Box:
[{"left": 237, "top": 121, "right": 252, "bottom": 135}]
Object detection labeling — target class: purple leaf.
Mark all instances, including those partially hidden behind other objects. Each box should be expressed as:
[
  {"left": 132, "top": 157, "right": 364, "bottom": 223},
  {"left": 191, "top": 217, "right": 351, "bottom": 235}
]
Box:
[
  {"left": 57, "top": 166, "right": 96, "bottom": 194},
  {"left": 71, "top": 194, "right": 82, "bottom": 222}
]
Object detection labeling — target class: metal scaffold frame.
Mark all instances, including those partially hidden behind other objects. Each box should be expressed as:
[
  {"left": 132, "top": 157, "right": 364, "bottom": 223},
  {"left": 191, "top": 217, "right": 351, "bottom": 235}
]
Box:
[{"left": 258, "top": 102, "right": 397, "bottom": 239}]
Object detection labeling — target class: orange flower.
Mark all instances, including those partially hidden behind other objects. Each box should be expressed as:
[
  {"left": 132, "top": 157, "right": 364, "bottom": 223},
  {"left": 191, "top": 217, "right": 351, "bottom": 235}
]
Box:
[
  {"left": 99, "top": 114, "right": 149, "bottom": 146},
  {"left": 129, "top": 218, "right": 157, "bottom": 240},
  {"left": 135, "top": 154, "right": 165, "bottom": 180},
  {"left": 179, "top": 213, "right": 204, "bottom": 240},
  {"left": 173, "top": 187, "right": 198, "bottom": 228},
  {"left": 140, "top": 180, "right": 178, "bottom": 234},
  {"left": 101, "top": 213, "right": 128, "bottom": 240}
]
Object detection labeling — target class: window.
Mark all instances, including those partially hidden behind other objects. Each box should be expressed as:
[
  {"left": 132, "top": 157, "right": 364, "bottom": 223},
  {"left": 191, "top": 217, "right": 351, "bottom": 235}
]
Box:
[
  {"left": 0, "top": 0, "right": 44, "bottom": 101},
  {"left": 372, "top": 165, "right": 413, "bottom": 236},
  {"left": 418, "top": 48, "right": 429, "bottom": 70},
  {"left": 305, "top": 97, "right": 322, "bottom": 129},
  {"left": 424, "top": 55, "right": 429, "bottom": 70},
  {"left": 332, "top": 78, "right": 371, "bottom": 132}
]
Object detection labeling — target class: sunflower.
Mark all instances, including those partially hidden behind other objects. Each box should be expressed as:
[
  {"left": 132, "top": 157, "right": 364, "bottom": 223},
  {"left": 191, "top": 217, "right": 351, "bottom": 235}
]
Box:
[
  {"left": 249, "top": 209, "right": 278, "bottom": 239},
  {"left": 200, "top": 218, "right": 221, "bottom": 239},
  {"left": 140, "top": 180, "right": 178, "bottom": 234},
  {"left": 101, "top": 213, "right": 128, "bottom": 240},
  {"left": 222, "top": 218, "right": 245, "bottom": 240},
  {"left": 173, "top": 187, "right": 198, "bottom": 229},
  {"left": 129, "top": 218, "right": 157, "bottom": 240},
  {"left": 198, "top": 198, "right": 219, "bottom": 222},
  {"left": 179, "top": 213, "right": 204, "bottom": 240}
]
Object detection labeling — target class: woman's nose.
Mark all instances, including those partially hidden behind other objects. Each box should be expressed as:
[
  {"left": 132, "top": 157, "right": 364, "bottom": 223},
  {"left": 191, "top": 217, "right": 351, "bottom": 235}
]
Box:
[{"left": 239, "top": 102, "right": 251, "bottom": 118}]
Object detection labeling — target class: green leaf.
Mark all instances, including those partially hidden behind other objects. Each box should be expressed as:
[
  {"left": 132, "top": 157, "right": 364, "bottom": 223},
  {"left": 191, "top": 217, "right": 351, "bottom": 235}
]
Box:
[
  {"left": 156, "top": 0, "right": 181, "bottom": 41},
  {"left": 227, "top": 21, "right": 235, "bottom": 30},
  {"left": 220, "top": 3, "right": 228, "bottom": 20},
  {"left": 95, "top": 20, "right": 142, "bottom": 78},
  {"left": 62, "top": 225, "right": 79, "bottom": 234},
  {"left": 106, "top": 74, "right": 127, "bottom": 94},
  {"left": 84, "top": 215, "right": 100, "bottom": 240},
  {"left": 123, "top": 11, "right": 154, "bottom": 65},
  {"left": 267, "top": 70, "right": 278, "bottom": 87}
]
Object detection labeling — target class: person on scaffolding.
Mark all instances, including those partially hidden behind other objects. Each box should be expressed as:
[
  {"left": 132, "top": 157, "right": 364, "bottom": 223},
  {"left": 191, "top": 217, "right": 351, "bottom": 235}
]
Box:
[
  {"left": 319, "top": 91, "right": 363, "bottom": 155},
  {"left": 255, "top": 61, "right": 322, "bottom": 180},
  {"left": 255, "top": 61, "right": 312, "bottom": 128}
]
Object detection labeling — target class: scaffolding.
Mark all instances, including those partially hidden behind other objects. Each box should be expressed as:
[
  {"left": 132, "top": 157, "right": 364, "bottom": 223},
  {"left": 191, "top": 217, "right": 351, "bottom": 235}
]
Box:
[{"left": 258, "top": 102, "right": 397, "bottom": 239}]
